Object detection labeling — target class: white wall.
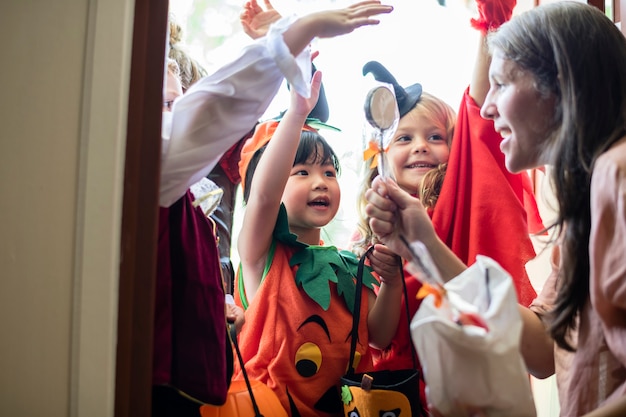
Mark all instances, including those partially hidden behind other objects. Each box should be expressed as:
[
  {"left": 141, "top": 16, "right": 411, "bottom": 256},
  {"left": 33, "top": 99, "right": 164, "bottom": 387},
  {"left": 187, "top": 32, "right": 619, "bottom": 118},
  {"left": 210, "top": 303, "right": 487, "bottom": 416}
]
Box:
[{"left": 0, "top": 0, "right": 133, "bottom": 415}]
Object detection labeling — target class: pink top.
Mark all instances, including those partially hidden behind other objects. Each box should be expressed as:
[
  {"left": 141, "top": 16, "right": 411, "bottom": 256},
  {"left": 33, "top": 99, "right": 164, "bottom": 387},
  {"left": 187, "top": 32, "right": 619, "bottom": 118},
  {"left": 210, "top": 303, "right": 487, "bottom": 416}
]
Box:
[{"left": 531, "top": 137, "right": 626, "bottom": 416}]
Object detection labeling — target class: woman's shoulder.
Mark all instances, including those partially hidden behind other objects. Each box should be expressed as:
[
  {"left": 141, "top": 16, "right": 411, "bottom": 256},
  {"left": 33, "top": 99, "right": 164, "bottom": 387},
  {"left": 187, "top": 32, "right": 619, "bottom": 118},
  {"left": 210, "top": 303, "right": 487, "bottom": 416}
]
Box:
[
  {"left": 600, "top": 136, "right": 626, "bottom": 161},
  {"left": 594, "top": 136, "right": 626, "bottom": 177}
]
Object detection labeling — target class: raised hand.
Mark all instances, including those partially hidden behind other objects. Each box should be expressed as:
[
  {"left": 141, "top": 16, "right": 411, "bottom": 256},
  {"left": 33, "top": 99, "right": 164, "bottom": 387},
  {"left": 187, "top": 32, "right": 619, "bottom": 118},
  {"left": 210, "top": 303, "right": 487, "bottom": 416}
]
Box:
[
  {"left": 470, "top": 0, "right": 517, "bottom": 34},
  {"left": 302, "top": 1, "right": 393, "bottom": 39},
  {"left": 280, "top": 1, "right": 392, "bottom": 58},
  {"left": 240, "top": 0, "right": 282, "bottom": 40},
  {"left": 289, "top": 70, "right": 323, "bottom": 118}
]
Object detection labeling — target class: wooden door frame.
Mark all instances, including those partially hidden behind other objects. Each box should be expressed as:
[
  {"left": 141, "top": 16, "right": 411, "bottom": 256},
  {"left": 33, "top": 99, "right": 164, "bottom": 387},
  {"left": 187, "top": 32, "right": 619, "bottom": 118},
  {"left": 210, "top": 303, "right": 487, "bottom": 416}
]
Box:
[
  {"left": 115, "top": 0, "right": 168, "bottom": 415},
  {"left": 588, "top": 0, "right": 605, "bottom": 12}
]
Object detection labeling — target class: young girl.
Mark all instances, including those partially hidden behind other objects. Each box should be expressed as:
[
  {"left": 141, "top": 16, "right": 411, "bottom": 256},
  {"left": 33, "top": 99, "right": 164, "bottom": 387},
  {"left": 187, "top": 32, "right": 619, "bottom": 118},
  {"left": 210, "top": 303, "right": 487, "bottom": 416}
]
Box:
[
  {"left": 353, "top": 86, "right": 456, "bottom": 257},
  {"left": 154, "top": 1, "right": 393, "bottom": 415},
  {"left": 351, "top": 70, "right": 457, "bottom": 412},
  {"left": 368, "top": 3, "right": 626, "bottom": 415},
  {"left": 234, "top": 71, "right": 403, "bottom": 417},
  {"left": 352, "top": 0, "right": 539, "bottom": 404}
]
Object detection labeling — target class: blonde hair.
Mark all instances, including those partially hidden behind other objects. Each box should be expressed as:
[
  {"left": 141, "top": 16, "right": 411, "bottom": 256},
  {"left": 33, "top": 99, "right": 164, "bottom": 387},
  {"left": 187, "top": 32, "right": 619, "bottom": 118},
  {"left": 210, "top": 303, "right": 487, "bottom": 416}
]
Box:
[
  {"left": 168, "top": 13, "right": 208, "bottom": 91},
  {"left": 351, "top": 92, "right": 456, "bottom": 257},
  {"left": 166, "top": 58, "right": 180, "bottom": 77}
]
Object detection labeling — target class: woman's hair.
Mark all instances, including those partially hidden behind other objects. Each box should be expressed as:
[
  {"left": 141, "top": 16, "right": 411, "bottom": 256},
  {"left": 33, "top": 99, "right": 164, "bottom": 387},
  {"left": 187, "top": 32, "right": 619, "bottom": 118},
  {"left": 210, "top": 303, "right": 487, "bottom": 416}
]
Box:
[
  {"left": 352, "top": 92, "right": 456, "bottom": 257},
  {"left": 243, "top": 130, "right": 341, "bottom": 204},
  {"left": 488, "top": 1, "right": 626, "bottom": 350}
]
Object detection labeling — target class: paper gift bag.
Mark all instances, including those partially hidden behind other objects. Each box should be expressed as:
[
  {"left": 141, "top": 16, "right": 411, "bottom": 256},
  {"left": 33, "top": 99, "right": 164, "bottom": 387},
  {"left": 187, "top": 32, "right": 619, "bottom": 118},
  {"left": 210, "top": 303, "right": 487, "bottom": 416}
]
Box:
[{"left": 410, "top": 255, "right": 536, "bottom": 417}]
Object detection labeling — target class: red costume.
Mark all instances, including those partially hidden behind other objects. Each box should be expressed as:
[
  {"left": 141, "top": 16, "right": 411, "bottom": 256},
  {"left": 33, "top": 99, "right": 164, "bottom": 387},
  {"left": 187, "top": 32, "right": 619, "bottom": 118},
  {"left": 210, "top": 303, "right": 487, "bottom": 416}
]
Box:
[{"left": 372, "top": 89, "right": 542, "bottom": 408}]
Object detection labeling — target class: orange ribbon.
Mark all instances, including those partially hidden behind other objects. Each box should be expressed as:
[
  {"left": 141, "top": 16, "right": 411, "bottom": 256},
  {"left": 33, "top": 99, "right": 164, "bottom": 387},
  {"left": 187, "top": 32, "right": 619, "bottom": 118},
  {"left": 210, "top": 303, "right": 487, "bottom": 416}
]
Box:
[
  {"left": 416, "top": 282, "right": 445, "bottom": 308},
  {"left": 363, "top": 139, "right": 390, "bottom": 169}
]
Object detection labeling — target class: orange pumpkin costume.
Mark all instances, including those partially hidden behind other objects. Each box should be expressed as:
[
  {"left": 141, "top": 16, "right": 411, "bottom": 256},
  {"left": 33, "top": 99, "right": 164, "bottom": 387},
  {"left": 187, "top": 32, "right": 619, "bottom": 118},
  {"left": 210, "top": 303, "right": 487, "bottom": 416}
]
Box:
[{"left": 234, "top": 207, "right": 377, "bottom": 417}]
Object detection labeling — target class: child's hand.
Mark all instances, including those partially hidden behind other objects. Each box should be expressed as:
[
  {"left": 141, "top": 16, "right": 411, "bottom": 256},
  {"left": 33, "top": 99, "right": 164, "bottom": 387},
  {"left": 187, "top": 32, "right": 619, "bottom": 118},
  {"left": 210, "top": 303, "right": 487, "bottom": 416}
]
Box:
[
  {"left": 240, "top": 0, "right": 282, "bottom": 40},
  {"left": 289, "top": 70, "right": 323, "bottom": 118},
  {"left": 303, "top": 1, "right": 393, "bottom": 39},
  {"left": 368, "top": 243, "right": 402, "bottom": 288},
  {"left": 226, "top": 303, "right": 245, "bottom": 334}
]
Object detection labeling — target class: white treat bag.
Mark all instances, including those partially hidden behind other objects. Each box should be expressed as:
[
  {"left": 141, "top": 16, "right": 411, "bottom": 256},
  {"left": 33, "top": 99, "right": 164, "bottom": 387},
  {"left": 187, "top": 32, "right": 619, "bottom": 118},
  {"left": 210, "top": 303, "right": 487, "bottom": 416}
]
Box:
[{"left": 410, "top": 255, "right": 536, "bottom": 417}]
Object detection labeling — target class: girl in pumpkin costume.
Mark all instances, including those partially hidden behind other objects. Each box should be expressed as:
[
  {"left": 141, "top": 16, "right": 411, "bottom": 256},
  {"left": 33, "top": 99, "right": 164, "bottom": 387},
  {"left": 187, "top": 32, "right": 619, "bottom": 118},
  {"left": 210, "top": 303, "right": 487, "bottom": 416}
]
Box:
[{"left": 234, "top": 70, "right": 404, "bottom": 417}]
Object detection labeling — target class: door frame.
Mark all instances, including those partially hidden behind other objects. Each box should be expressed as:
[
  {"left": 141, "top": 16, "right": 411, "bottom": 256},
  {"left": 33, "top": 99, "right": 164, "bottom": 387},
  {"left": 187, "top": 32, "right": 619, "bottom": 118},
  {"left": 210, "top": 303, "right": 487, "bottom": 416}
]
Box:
[{"left": 115, "top": 0, "right": 168, "bottom": 415}]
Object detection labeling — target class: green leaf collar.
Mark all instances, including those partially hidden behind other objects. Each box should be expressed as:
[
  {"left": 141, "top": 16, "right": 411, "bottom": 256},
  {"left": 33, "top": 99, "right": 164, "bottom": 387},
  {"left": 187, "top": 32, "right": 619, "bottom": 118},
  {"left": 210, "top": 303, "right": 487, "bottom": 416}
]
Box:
[{"left": 274, "top": 204, "right": 379, "bottom": 313}]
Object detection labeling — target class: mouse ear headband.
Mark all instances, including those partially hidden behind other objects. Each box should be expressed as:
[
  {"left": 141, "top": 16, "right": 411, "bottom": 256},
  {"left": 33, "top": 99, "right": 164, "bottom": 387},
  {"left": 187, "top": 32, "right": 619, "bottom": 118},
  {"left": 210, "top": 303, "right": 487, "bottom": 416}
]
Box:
[{"left": 362, "top": 61, "right": 423, "bottom": 118}]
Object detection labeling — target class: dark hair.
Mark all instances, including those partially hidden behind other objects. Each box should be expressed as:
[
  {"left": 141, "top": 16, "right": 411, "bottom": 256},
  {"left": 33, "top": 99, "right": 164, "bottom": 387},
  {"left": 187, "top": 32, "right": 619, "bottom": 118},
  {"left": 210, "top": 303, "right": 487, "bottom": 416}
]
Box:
[
  {"left": 489, "top": 1, "right": 626, "bottom": 350},
  {"left": 243, "top": 130, "right": 340, "bottom": 203}
]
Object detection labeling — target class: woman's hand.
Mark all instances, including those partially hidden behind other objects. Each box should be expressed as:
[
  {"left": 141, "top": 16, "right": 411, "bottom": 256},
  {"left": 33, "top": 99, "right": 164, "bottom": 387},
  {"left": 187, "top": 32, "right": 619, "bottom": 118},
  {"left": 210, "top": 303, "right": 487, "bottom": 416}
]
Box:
[{"left": 365, "top": 176, "right": 436, "bottom": 260}]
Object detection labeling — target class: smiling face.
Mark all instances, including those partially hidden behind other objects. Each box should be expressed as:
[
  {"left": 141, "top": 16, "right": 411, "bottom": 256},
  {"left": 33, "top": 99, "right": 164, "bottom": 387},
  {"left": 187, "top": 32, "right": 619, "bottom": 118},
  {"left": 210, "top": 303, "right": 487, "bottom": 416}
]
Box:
[
  {"left": 386, "top": 108, "right": 451, "bottom": 195},
  {"left": 282, "top": 158, "right": 340, "bottom": 241},
  {"left": 480, "top": 52, "right": 557, "bottom": 173},
  {"left": 281, "top": 139, "right": 341, "bottom": 244}
]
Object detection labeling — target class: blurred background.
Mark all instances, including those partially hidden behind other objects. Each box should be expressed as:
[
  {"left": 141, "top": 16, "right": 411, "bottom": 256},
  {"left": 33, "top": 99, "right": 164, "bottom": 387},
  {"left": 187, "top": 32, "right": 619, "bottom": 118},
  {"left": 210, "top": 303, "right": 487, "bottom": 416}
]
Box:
[{"left": 169, "top": 0, "right": 482, "bottom": 248}]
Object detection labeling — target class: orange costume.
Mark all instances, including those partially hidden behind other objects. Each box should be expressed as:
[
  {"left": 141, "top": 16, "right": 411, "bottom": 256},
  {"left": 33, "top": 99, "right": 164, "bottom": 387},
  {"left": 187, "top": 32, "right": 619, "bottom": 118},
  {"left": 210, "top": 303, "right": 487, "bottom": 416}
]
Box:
[{"left": 234, "top": 207, "right": 377, "bottom": 417}]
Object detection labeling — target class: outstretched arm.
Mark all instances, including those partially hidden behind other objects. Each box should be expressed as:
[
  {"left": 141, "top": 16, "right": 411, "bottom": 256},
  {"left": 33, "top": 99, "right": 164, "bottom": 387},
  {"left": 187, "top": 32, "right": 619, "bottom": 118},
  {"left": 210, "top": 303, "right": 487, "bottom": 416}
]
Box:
[
  {"left": 469, "top": 0, "right": 516, "bottom": 106},
  {"left": 238, "top": 72, "right": 322, "bottom": 303},
  {"left": 160, "top": 1, "right": 393, "bottom": 207},
  {"left": 366, "top": 244, "right": 404, "bottom": 349},
  {"left": 282, "top": 1, "right": 393, "bottom": 58},
  {"left": 469, "top": 32, "right": 490, "bottom": 108}
]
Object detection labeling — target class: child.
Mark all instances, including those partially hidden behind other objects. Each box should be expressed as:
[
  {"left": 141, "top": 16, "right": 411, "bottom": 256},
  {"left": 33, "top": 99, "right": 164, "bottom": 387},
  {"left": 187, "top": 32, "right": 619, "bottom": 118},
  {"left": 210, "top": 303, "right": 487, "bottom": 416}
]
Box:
[
  {"left": 154, "top": 1, "right": 393, "bottom": 415},
  {"left": 234, "top": 70, "right": 403, "bottom": 417},
  {"left": 352, "top": 80, "right": 456, "bottom": 257},
  {"left": 351, "top": 64, "right": 457, "bottom": 412},
  {"left": 352, "top": 0, "right": 540, "bottom": 406}
]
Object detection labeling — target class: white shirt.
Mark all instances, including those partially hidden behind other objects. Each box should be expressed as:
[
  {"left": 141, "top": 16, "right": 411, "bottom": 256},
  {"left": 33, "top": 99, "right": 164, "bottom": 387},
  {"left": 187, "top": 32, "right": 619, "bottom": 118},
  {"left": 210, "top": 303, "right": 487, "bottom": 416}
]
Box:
[{"left": 160, "top": 15, "right": 312, "bottom": 207}]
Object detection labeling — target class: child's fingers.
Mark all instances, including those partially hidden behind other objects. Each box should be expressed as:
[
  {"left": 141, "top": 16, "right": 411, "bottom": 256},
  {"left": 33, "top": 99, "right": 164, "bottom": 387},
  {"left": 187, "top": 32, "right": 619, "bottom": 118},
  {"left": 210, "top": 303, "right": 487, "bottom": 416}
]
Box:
[{"left": 309, "top": 70, "right": 323, "bottom": 104}]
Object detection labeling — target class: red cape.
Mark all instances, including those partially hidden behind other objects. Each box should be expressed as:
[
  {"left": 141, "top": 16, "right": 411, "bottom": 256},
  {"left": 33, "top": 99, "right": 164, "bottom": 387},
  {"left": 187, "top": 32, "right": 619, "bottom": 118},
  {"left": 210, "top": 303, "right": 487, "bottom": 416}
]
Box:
[{"left": 431, "top": 88, "right": 540, "bottom": 306}]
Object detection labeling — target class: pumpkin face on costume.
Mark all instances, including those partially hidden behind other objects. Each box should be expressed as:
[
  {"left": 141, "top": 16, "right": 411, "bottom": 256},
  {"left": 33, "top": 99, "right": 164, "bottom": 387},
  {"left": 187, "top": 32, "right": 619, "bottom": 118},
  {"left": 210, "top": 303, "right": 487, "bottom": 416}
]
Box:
[
  {"left": 282, "top": 312, "right": 364, "bottom": 415},
  {"left": 343, "top": 386, "right": 412, "bottom": 417}
]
